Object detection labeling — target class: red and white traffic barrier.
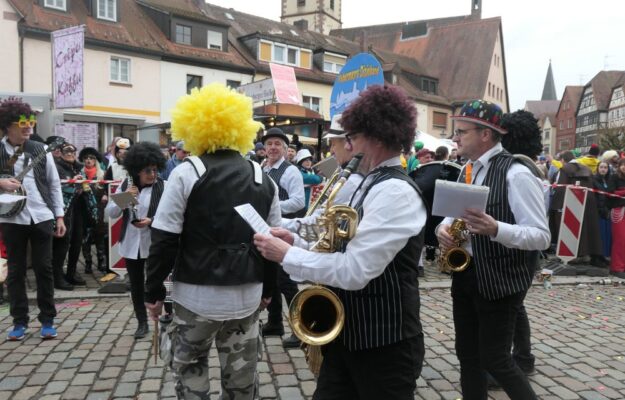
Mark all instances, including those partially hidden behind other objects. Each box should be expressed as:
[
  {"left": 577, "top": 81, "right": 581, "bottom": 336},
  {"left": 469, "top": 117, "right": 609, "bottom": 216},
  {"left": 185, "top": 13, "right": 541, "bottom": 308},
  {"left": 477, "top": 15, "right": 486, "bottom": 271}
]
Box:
[
  {"left": 556, "top": 185, "right": 587, "bottom": 264},
  {"left": 551, "top": 183, "right": 625, "bottom": 200},
  {"left": 108, "top": 184, "right": 127, "bottom": 276},
  {"left": 61, "top": 179, "right": 121, "bottom": 184}
]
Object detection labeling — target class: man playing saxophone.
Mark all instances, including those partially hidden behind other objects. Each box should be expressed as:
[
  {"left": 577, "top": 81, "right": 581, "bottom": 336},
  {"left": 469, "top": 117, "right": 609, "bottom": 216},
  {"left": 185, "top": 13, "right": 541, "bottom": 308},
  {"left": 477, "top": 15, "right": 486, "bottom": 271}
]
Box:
[{"left": 255, "top": 85, "right": 427, "bottom": 400}]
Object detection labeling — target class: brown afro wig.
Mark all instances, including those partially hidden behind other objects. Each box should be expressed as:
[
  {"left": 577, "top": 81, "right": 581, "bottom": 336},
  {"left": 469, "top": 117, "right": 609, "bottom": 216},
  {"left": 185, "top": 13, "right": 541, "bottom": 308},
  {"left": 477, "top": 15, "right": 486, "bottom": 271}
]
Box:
[{"left": 340, "top": 85, "right": 417, "bottom": 152}]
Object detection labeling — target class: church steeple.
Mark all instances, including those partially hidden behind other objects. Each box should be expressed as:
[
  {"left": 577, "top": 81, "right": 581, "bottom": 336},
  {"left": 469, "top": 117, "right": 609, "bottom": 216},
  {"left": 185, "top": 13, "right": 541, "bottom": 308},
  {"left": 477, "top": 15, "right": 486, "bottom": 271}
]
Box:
[{"left": 541, "top": 60, "right": 557, "bottom": 101}]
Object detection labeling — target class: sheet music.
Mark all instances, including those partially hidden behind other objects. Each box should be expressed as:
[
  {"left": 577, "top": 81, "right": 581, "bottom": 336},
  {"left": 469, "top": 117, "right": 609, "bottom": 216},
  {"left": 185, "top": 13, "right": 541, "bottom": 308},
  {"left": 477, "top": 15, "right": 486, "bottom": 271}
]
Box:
[
  {"left": 312, "top": 156, "right": 339, "bottom": 178},
  {"left": 432, "top": 180, "right": 490, "bottom": 218},
  {"left": 234, "top": 204, "right": 271, "bottom": 235},
  {"left": 110, "top": 191, "right": 138, "bottom": 209},
  {"left": 0, "top": 194, "right": 27, "bottom": 204}
]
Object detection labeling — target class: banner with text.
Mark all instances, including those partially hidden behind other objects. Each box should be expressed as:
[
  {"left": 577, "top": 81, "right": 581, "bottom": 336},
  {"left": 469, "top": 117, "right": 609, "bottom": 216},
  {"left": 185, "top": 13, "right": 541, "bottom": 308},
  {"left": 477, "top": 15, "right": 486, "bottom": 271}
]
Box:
[
  {"left": 55, "top": 123, "right": 98, "bottom": 152},
  {"left": 269, "top": 63, "right": 301, "bottom": 105},
  {"left": 52, "top": 25, "right": 85, "bottom": 109}
]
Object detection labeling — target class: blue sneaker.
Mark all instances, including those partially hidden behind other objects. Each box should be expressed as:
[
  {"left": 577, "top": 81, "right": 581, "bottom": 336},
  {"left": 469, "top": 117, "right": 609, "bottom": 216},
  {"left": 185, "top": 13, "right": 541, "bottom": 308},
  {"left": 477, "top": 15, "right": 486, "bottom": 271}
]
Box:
[
  {"left": 7, "top": 325, "right": 28, "bottom": 341},
  {"left": 40, "top": 323, "right": 57, "bottom": 339}
]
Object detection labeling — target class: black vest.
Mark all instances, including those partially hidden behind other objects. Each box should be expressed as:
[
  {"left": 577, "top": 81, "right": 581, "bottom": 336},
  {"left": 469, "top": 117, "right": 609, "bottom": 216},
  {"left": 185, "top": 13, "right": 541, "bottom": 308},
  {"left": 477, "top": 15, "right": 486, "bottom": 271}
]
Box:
[
  {"left": 0, "top": 140, "right": 55, "bottom": 214},
  {"left": 174, "top": 150, "right": 276, "bottom": 286},
  {"left": 266, "top": 159, "right": 304, "bottom": 218},
  {"left": 332, "top": 166, "right": 425, "bottom": 351},
  {"left": 119, "top": 177, "right": 164, "bottom": 242},
  {"left": 470, "top": 152, "right": 535, "bottom": 300}
]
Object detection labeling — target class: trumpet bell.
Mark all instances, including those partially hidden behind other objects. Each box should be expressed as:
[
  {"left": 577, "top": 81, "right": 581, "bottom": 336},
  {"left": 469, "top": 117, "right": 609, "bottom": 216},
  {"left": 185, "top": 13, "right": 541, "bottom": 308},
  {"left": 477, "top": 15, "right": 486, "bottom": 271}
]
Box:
[{"left": 289, "top": 285, "right": 345, "bottom": 346}]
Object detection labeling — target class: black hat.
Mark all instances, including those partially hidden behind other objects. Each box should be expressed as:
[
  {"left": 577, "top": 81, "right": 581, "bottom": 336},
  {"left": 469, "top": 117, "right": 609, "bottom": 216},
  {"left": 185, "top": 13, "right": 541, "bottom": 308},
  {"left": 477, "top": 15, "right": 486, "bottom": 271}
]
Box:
[
  {"left": 261, "top": 127, "right": 290, "bottom": 146},
  {"left": 79, "top": 147, "right": 103, "bottom": 163},
  {"left": 45, "top": 135, "right": 66, "bottom": 150}
]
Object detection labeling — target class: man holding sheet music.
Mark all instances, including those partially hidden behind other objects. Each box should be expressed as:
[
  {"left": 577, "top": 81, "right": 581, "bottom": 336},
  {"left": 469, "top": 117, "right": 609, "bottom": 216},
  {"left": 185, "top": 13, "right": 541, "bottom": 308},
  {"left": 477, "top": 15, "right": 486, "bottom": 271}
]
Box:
[
  {"left": 436, "top": 100, "right": 550, "bottom": 400},
  {"left": 144, "top": 84, "right": 281, "bottom": 399}
]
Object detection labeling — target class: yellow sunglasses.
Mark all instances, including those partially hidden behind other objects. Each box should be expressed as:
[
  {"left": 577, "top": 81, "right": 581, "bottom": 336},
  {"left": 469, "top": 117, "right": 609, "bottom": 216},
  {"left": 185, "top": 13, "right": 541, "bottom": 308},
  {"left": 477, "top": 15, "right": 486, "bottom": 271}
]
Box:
[{"left": 15, "top": 115, "right": 37, "bottom": 128}]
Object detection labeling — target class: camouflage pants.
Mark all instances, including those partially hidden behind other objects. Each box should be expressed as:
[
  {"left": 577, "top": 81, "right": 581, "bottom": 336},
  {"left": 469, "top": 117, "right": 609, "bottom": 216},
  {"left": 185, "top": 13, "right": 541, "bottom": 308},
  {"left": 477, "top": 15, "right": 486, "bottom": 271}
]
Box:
[{"left": 167, "top": 303, "right": 260, "bottom": 400}]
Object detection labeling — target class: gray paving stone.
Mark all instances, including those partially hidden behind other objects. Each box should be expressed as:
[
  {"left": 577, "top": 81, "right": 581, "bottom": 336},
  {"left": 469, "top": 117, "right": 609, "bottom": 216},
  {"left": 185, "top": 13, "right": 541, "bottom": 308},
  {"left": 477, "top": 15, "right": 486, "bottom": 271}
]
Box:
[
  {"left": 43, "top": 381, "right": 69, "bottom": 395},
  {"left": 92, "top": 378, "right": 116, "bottom": 391},
  {"left": 114, "top": 382, "right": 138, "bottom": 397},
  {"left": 61, "top": 385, "right": 91, "bottom": 399},
  {"left": 140, "top": 379, "right": 162, "bottom": 392},
  {"left": 27, "top": 372, "right": 54, "bottom": 386},
  {"left": 277, "top": 386, "right": 304, "bottom": 400},
  {"left": 71, "top": 372, "right": 96, "bottom": 386},
  {"left": 85, "top": 391, "right": 113, "bottom": 400},
  {"left": 0, "top": 376, "right": 27, "bottom": 390},
  {"left": 12, "top": 385, "right": 42, "bottom": 400}
]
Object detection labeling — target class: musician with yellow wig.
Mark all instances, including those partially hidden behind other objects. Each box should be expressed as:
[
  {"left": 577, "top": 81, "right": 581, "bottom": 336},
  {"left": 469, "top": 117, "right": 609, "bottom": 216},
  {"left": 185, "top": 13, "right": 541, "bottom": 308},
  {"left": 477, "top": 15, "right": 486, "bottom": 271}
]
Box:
[{"left": 144, "top": 83, "right": 281, "bottom": 400}]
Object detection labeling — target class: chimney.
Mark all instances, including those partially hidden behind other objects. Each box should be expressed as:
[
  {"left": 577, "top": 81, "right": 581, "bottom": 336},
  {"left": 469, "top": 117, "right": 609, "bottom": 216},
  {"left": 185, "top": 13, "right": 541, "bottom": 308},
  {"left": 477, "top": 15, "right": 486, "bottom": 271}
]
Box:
[
  {"left": 359, "top": 30, "right": 368, "bottom": 52},
  {"left": 471, "top": 0, "right": 482, "bottom": 19}
]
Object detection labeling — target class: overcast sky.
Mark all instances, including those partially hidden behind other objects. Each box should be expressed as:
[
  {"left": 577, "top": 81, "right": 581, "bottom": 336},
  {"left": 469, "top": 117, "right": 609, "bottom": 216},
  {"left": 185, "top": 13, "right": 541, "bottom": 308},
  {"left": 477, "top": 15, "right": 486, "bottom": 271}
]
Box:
[{"left": 206, "top": 0, "right": 625, "bottom": 110}]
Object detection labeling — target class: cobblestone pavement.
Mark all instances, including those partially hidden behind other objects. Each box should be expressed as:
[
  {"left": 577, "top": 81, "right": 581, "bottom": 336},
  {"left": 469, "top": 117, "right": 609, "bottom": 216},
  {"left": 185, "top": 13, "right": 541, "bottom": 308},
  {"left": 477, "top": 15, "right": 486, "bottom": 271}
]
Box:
[{"left": 0, "top": 262, "right": 624, "bottom": 399}]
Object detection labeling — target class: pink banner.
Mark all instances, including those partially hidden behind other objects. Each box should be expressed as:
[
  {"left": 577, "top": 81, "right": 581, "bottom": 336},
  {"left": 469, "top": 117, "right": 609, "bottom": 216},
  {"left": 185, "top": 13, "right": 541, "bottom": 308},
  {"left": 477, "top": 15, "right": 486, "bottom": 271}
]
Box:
[
  {"left": 52, "top": 25, "right": 85, "bottom": 109},
  {"left": 269, "top": 63, "right": 301, "bottom": 105}
]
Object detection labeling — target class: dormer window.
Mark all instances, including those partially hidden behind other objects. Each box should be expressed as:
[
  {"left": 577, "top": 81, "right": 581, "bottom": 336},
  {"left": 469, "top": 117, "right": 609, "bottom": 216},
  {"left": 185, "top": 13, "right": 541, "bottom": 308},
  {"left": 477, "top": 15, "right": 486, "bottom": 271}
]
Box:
[
  {"left": 44, "top": 0, "right": 66, "bottom": 11},
  {"left": 97, "top": 0, "right": 117, "bottom": 22},
  {"left": 176, "top": 24, "right": 192, "bottom": 45},
  {"left": 323, "top": 52, "right": 347, "bottom": 74},
  {"left": 207, "top": 30, "right": 222, "bottom": 50},
  {"left": 259, "top": 40, "right": 311, "bottom": 69}
]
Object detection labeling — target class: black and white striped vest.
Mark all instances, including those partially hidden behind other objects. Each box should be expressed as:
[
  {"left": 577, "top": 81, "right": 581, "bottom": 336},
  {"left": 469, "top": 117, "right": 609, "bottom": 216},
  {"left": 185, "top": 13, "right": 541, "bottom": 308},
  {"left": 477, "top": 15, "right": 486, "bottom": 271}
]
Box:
[
  {"left": 332, "top": 166, "right": 424, "bottom": 351},
  {"left": 266, "top": 160, "right": 291, "bottom": 201},
  {"left": 471, "top": 152, "right": 535, "bottom": 300}
]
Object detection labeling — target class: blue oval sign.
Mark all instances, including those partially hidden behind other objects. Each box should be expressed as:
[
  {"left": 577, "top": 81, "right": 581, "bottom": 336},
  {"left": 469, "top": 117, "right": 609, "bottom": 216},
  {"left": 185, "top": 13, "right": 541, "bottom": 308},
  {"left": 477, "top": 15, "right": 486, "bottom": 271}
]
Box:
[{"left": 330, "top": 53, "right": 384, "bottom": 120}]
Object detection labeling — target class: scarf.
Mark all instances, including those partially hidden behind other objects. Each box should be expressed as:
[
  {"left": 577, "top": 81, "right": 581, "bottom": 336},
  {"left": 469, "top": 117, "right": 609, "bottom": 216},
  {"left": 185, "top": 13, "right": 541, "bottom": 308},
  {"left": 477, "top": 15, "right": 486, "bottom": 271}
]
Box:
[{"left": 84, "top": 165, "right": 97, "bottom": 180}]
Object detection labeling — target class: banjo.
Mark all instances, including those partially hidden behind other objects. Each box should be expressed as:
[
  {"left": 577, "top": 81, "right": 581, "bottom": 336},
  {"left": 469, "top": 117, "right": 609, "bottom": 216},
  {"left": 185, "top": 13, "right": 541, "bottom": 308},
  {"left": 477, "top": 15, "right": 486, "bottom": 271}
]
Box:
[{"left": 0, "top": 139, "right": 63, "bottom": 218}]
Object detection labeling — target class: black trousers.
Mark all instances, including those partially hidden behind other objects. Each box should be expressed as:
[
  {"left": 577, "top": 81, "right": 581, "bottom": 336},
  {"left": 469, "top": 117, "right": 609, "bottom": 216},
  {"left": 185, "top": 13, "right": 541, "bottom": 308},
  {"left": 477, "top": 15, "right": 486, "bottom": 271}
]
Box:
[
  {"left": 267, "top": 265, "right": 299, "bottom": 324},
  {"left": 513, "top": 303, "right": 535, "bottom": 371},
  {"left": 1, "top": 220, "right": 56, "bottom": 326},
  {"left": 52, "top": 202, "right": 84, "bottom": 280},
  {"left": 452, "top": 266, "right": 537, "bottom": 400},
  {"left": 313, "top": 335, "right": 424, "bottom": 400},
  {"left": 125, "top": 258, "right": 147, "bottom": 323}
]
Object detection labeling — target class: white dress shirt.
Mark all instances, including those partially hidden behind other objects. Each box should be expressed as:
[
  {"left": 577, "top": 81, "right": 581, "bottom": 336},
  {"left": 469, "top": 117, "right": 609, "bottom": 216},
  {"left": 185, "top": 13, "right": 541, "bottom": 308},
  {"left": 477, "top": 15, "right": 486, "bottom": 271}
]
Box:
[
  {"left": 263, "top": 157, "right": 305, "bottom": 215},
  {"left": 282, "top": 157, "right": 427, "bottom": 291},
  {"left": 0, "top": 138, "right": 64, "bottom": 225},
  {"left": 439, "top": 143, "right": 550, "bottom": 254},
  {"left": 151, "top": 161, "right": 282, "bottom": 321},
  {"left": 105, "top": 184, "right": 158, "bottom": 259}
]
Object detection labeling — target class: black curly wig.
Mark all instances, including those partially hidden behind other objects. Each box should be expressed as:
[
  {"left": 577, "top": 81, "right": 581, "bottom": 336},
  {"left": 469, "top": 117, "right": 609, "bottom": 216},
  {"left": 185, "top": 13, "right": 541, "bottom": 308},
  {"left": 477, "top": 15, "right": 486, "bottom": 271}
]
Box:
[
  {"left": 340, "top": 85, "right": 417, "bottom": 152},
  {"left": 0, "top": 97, "right": 33, "bottom": 133},
  {"left": 500, "top": 110, "right": 543, "bottom": 159},
  {"left": 122, "top": 142, "right": 166, "bottom": 181}
]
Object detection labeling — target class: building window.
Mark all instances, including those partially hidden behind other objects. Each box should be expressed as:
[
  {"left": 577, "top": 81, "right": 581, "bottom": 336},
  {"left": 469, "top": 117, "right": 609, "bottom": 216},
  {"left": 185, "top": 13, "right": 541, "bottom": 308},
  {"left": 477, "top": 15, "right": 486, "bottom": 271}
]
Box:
[
  {"left": 294, "top": 19, "right": 308, "bottom": 30},
  {"left": 422, "top": 78, "right": 437, "bottom": 95},
  {"left": 97, "top": 0, "right": 117, "bottom": 22},
  {"left": 544, "top": 129, "right": 550, "bottom": 140},
  {"left": 273, "top": 44, "right": 286, "bottom": 63},
  {"left": 559, "top": 120, "right": 564, "bottom": 129},
  {"left": 433, "top": 111, "right": 447, "bottom": 128},
  {"left": 568, "top": 119, "right": 572, "bottom": 129},
  {"left": 207, "top": 30, "right": 222, "bottom": 50},
  {"left": 44, "top": 0, "right": 66, "bottom": 11},
  {"left": 488, "top": 82, "right": 491, "bottom": 97},
  {"left": 226, "top": 80, "right": 241, "bottom": 90},
  {"left": 187, "top": 75, "right": 202, "bottom": 94},
  {"left": 110, "top": 56, "right": 130, "bottom": 83},
  {"left": 323, "top": 61, "right": 344, "bottom": 74},
  {"left": 287, "top": 47, "right": 299, "bottom": 66},
  {"left": 302, "top": 95, "right": 321, "bottom": 113},
  {"left": 297, "top": 0, "right": 305, "bottom": 6},
  {"left": 176, "top": 24, "right": 192, "bottom": 45},
  {"left": 330, "top": 0, "right": 335, "bottom": 9}
]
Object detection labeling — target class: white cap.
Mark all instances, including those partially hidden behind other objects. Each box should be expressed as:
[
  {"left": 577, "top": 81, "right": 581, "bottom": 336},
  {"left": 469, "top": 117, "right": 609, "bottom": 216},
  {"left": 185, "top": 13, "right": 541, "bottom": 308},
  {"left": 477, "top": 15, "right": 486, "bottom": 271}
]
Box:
[
  {"left": 296, "top": 148, "right": 313, "bottom": 164},
  {"left": 323, "top": 114, "right": 346, "bottom": 140}
]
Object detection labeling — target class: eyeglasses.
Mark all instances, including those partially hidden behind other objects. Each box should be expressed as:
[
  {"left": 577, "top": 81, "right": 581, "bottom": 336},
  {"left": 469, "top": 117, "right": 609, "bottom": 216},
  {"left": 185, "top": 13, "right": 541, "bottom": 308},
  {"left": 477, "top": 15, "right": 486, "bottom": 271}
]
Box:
[
  {"left": 84, "top": 155, "right": 97, "bottom": 160},
  {"left": 14, "top": 120, "right": 37, "bottom": 128},
  {"left": 140, "top": 167, "right": 158, "bottom": 175},
  {"left": 453, "top": 127, "right": 484, "bottom": 137},
  {"left": 62, "top": 149, "right": 76, "bottom": 155},
  {"left": 345, "top": 132, "right": 362, "bottom": 145}
]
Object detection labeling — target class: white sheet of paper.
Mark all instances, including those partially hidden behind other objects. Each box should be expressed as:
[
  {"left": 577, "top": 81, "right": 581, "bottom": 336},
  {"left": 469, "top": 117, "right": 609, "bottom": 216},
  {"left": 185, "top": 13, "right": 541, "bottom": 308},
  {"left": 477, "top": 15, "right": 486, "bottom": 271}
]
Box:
[
  {"left": 432, "top": 180, "right": 490, "bottom": 218},
  {"left": 111, "top": 191, "right": 137, "bottom": 209},
  {"left": 312, "top": 156, "right": 339, "bottom": 178},
  {"left": 0, "top": 193, "right": 27, "bottom": 204},
  {"left": 234, "top": 204, "right": 271, "bottom": 235}
]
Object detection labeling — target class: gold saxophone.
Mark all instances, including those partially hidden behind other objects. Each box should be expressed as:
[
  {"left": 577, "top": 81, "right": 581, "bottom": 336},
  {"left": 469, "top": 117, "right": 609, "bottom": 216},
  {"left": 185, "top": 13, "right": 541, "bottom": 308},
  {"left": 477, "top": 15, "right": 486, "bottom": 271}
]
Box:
[
  {"left": 438, "top": 218, "right": 471, "bottom": 273},
  {"left": 305, "top": 167, "right": 341, "bottom": 217},
  {"left": 289, "top": 153, "right": 363, "bottom": 374}
]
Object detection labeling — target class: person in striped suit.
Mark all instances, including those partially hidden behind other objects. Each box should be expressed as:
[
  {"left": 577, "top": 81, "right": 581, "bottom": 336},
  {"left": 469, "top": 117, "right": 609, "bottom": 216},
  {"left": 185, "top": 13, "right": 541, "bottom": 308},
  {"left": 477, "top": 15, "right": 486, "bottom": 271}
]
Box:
[
  {"left": 255, "top": 85, "right": 427, "bottom": 400},
  {"left": 437, "top": 100, "right": 550, "bottom": 400}
]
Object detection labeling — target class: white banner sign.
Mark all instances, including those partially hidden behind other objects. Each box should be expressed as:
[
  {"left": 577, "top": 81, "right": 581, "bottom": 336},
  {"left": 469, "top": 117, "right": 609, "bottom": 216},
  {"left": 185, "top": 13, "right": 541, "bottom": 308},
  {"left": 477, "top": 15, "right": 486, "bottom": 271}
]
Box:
[
  {"left": 52, "top": 25, "right": 85, "bottom": 109},
  {"left": 238, "top": 79, "right": 275, "bottom": 103},
  {"left": 55, "top": 123, "right": 98, "bottom": 152}
]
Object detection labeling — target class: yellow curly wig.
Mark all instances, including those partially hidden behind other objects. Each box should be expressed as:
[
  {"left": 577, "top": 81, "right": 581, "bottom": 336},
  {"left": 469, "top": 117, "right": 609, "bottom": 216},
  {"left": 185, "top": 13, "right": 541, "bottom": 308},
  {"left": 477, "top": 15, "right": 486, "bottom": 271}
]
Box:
[{"left": 170, "top": 83, "right": 263, "bottom": 155}]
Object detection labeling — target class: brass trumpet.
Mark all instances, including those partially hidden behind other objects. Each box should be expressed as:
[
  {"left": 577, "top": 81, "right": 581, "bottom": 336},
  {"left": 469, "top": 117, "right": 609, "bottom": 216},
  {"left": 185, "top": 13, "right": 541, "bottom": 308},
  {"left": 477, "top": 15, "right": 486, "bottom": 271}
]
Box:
[{"left": 438, "top": 218, "right": 471, "bottom": 273}]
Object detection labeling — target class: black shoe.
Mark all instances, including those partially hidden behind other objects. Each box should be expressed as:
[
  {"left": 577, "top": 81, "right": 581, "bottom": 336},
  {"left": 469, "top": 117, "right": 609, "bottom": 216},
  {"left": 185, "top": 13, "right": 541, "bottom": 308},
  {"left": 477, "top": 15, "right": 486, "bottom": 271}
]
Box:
[
  {"left": 65, "top": 273, "right": 86, "bottom": 286},
  {"left": 425, "top": 247, "right": 436, "bottom": 262},
  {"left": 417, "top": 266, "right": 425, "bottom": 278},
  {"left": 282, "top": 334, "right": 301, "bottom": 349},
  {"left": 134, "top": 322, "right": 149, "bottom": 339},
  {"left": 610, "top": 271, "right": 625, "bottom": 279},
  {"left": 84, "top": 262, "right": 93, "bottom": 274},
  {"left": 590, "top": 256, "right": 609, "bottom": 268},
  {"left": 261, "top": 322, "right": 284, "bottom": 337},
  {"left": 520, "top": 366, "right": 537, "bottom": 376},
  {"left": 54, "top": 280, "right": 74, "bottom": 291}
]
